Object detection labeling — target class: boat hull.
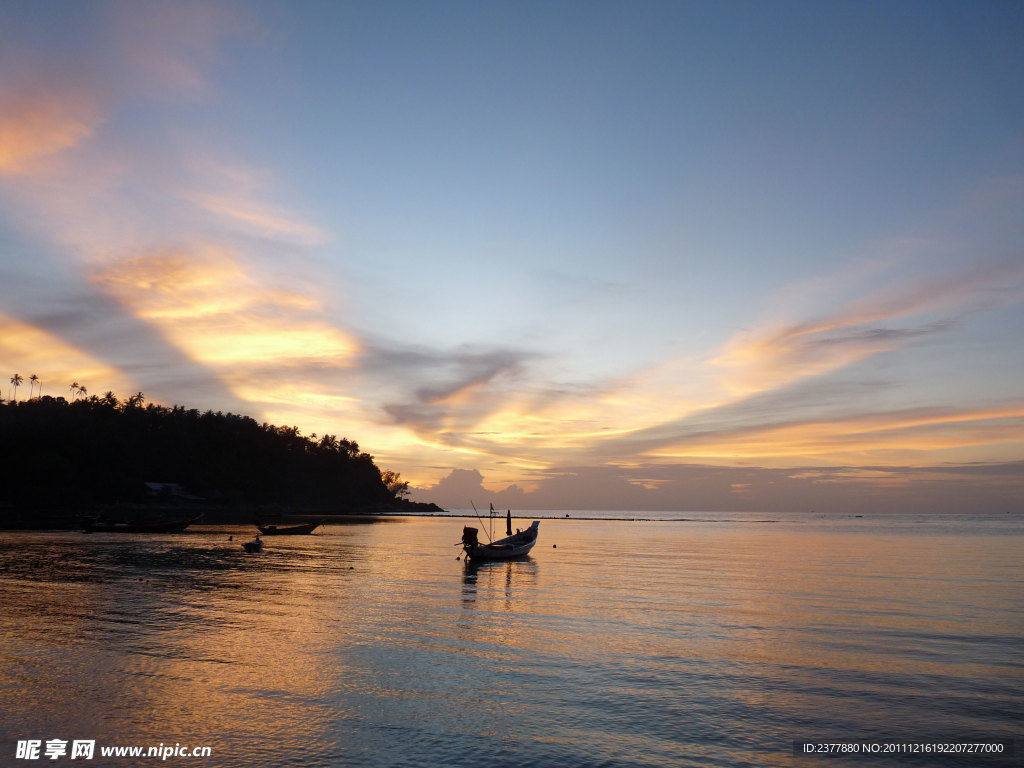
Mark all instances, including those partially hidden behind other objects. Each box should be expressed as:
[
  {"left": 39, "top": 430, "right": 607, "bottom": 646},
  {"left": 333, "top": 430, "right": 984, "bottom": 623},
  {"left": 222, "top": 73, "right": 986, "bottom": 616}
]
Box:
[
  {"left": 464, "top": 520, "right": 540, "bottom": 562},
  {"left": 82, "top": 515, "right": 201, "bottom": 533},
  {"left": 257, "top": 521, "right": 321, "bottom": 535}
]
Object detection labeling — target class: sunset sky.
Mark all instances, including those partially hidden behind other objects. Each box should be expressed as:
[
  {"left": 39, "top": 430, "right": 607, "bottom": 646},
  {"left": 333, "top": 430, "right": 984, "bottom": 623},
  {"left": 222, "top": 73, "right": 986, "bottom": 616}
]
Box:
[{"left": 2, "top": 0, "right": 1022, "bottom": 512}]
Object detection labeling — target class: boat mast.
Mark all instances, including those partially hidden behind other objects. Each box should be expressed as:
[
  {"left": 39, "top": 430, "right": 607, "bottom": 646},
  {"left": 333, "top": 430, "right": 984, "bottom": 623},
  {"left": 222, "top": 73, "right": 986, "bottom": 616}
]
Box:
[{"left": 470, "top": 501, "right": 492, "bottom": 543}]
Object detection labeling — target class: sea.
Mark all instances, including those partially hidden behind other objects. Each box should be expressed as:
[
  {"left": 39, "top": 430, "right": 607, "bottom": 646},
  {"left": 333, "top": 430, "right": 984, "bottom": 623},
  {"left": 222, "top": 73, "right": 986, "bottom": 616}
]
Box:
[{"left": 0, "top": 510, "right": 1020, "bottom": 768}]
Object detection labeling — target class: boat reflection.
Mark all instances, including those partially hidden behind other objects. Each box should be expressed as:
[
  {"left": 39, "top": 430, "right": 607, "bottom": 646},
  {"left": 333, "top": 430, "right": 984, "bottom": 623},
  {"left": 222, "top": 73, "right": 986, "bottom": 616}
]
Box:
[{"left": 461, "top": 557, "right": 538, "bottom": 610}]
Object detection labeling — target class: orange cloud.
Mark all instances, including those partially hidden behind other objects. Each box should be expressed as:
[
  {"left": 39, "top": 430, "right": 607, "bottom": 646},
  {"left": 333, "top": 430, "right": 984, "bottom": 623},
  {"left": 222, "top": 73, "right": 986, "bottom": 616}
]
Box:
[
  {"left": 0, "top": 313, "right": 132, "bottom": 397},
  {"left": 92, "top": 246, "right": 358, "bottom": 370},
  {"left": 711, "top": 319, "right": 928, "bottom": 399},
  {"left": 452, "top": 262, "right": 1018, "bottom": 480},
  {"left": 645, "top": 404, "right": 1024, "bottom": 467},
  {"left": 711, "top": 260, "right": 1024, "bottom": 398},
  {"left": 96, "top": 249, "right": 316, "bottom": 317},
  {"left": 0, "top": 87, "right": 101, "bottom": 175}
]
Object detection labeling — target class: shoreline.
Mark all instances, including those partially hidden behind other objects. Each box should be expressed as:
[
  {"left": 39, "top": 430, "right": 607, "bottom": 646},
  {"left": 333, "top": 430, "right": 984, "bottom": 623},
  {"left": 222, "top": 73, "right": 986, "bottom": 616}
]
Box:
[
  {"left": 378, "top": 511, "right": 781, "bottom": 523},
  {"left": 0, "top": 511, "right": 785, "bottom": 531}
]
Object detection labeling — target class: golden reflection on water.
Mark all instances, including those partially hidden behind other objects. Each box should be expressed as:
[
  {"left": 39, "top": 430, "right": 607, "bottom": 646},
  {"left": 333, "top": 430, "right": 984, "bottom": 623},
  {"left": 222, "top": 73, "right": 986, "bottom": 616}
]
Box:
[
  {"left": 1, "top": 515, "right": 1021, "bottom": 768},
  {"left": 0, "top": 529, "right": 374, "bottom": 763}
]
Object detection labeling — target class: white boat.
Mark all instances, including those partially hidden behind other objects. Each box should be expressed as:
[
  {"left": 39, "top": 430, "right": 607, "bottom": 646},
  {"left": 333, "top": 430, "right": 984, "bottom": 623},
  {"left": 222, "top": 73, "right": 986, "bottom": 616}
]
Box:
[{"left": 462, "top": 520, "right": 540, "bottom": 562}]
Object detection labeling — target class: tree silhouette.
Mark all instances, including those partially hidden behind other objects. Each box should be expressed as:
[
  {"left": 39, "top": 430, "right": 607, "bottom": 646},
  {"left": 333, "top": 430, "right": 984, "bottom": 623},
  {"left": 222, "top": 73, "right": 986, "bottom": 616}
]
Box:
[
  {"left": 29, "top": 374, "right": 39, "bottom": 399},
  {"left": 10, "top": 374, "right": 23, "bottom": 402},
  {"left": 70, "top": 381, "right": 80, "bottom": 400},
  {"left": 0, "top": 395, "right": 425, "bottom": 512},
  {"left": 381, "top": 469, "right": 410, "bottom": 500}
]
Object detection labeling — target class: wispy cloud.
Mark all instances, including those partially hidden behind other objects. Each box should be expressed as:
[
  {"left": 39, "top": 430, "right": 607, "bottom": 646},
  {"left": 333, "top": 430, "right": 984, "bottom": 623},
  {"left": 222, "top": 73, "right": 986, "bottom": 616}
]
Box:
[
  {"left": 0, "top": 85, "right": 103, "bottom": 176},
  {"left": 188, "top": 193, "right": 329, "bottom": 245},
  {"left": 372, "top": 254, "right": 1024, "bottom": 489},
  {"left": 642, "top": 403, "right": 1024, "bottom": 465},
  {"left": 368, "top": 343, "right": 533, "bottom": 434},
  {"left": 522, "top": 258, "right": 1024, "bottom": 475},
  {"left": 108, "top": 0, "right": 259, "bottom": 98},
  {"left": 711, "top": 260, "right": 1024, "bottom": 398}
]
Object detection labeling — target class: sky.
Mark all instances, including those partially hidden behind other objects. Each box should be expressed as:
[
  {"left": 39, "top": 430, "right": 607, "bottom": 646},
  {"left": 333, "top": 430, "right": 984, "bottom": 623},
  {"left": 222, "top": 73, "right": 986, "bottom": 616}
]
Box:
[{"left": 1, "top": 0, "right": 1023, "bottom": 513}]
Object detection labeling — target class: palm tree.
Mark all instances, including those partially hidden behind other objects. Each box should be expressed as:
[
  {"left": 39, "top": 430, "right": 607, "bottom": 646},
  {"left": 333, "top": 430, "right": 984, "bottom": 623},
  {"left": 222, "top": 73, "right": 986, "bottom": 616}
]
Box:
[
  {"left": 29, "top": 374, "right": 39, "bottom": 399},
  {"left": 77, "top": 386, "right": 87, "bottom": 400},
  {"left": 10, "top": 373, "right": 23, "bottom": 402},
  {"left": 69, "top": 381, "right": 80, "bottom": 400},
  {"left": 128, "top": 391, "right": 145, "bottom": 408}
]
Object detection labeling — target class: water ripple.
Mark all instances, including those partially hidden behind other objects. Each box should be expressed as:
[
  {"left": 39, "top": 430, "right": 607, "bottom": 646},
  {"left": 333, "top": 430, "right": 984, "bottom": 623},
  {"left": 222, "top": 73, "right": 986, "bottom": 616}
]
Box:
[{"left": 1, "top": 517, "right": 1021, "bottom": 767}]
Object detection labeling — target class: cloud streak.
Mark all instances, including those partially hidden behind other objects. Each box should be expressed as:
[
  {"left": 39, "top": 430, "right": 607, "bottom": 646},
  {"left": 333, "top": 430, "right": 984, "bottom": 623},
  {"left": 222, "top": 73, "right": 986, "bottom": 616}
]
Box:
[
  {"left": 107, "top": 0, "right": 259, "bottom": 98},
  {"left": 711, "top": 260, "right": 1024, "bottom": 399},
  {"left": 91, "top": 246, "right": 358, "bottom": 404},
  {"left": 368, "top": 343, "right": 533, "bottom": 435},
  {"left": 189, "top": 193, "right": 329, "bottom": 245},
  {"left": 0, "top": 86, "right": 103, "bottom": 175}
]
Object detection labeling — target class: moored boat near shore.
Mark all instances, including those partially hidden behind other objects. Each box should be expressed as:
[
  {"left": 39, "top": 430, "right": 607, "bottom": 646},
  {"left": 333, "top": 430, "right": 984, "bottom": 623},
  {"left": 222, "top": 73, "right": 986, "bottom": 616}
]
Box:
[
  {"left": 256, "top": 520, "right": 322, "bottom": 535},
  {"left": 462, "top": 520, "right": 540, "bottom": 562}
]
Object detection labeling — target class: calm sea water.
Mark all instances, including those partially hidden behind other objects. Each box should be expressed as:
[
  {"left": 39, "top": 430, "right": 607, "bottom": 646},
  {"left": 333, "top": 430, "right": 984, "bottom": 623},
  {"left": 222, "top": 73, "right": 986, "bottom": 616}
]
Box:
[{"left": 0, "top": 511, "right": 1021, "bottom": 767}]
